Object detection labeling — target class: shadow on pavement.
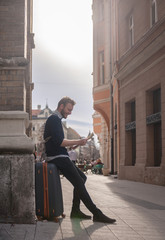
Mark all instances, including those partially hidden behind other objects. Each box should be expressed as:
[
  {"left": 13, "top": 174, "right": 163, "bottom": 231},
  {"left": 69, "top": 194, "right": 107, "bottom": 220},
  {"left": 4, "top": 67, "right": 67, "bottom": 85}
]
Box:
[{"left": 61, "top": 218, "right": 110, "bottom": 240}]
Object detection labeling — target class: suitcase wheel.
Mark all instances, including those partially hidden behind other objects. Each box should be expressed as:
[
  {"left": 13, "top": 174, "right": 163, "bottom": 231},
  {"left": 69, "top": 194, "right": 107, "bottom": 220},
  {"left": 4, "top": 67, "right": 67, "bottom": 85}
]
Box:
[
  {"left": 36, "top": 215, "right": 45, "bottom": 221},
  {"left": 52, "top": 217, "right": 59, "bottom": 223},
  {"left": 37, "top": 209, "right": 41, "bottom": 213}
]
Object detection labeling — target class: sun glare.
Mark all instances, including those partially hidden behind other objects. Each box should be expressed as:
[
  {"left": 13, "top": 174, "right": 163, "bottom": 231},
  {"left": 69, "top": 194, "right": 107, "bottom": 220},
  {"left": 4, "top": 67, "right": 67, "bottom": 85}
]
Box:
[{"left": 33, "top": 0, "right": 92, "bottom": 67}]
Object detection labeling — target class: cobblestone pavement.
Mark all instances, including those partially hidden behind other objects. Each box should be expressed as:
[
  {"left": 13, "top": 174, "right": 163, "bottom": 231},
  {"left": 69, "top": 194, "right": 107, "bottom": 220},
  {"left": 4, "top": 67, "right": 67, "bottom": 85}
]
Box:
[{"left": 0, "top": 173, "right": 165, "bottom": 240}]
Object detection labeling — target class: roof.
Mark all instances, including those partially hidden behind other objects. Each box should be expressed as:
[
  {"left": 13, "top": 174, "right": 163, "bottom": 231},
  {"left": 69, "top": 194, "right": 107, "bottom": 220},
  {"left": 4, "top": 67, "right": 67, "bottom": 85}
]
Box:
[
  {"left": 32, "top": 109, "right": 42, "bottom": 117},
  {"left": 32, "top": 104, "right": 53, "bottom": 119}
]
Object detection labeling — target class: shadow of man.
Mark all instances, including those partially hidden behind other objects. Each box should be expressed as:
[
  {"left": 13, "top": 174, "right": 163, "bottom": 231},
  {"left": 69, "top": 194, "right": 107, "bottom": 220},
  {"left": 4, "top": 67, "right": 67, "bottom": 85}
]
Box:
[{"left": 63, "top": 218, "right": 112, "bottom": 240}]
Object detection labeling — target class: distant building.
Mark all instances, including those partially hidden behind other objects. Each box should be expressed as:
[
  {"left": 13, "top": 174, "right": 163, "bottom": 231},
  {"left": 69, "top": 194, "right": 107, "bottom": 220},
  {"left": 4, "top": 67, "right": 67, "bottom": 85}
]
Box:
[
  {"left": 92, "top": 0, "right": 165, "bottom": 185},
  {"left": 32, "top": 104, "right": 80, "bottom": 157},
  {"left": 32, "top": 104, "right": 53, "bottom": 145}
]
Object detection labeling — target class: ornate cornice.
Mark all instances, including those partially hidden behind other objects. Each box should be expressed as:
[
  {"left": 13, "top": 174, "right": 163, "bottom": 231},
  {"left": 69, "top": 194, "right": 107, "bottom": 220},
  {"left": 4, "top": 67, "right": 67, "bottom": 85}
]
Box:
[
  {"left": 115, "top": 16, "right": 165, "bottom": 81},
  {"left": 93, "top": 83, "right": 110, "bottom": 93}
]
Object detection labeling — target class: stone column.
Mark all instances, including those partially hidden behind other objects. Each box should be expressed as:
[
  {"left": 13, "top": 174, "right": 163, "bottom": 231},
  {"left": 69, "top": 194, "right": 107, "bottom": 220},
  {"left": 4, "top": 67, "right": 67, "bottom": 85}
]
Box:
[{"left": 0, "top": 111, "right": 35, "bottom": 224}]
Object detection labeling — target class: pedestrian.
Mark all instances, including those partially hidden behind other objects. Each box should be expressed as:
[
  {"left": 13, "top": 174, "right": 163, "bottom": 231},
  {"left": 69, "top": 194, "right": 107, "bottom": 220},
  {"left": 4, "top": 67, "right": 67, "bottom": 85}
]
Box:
[
  {"left": 44, "top": 96, "right": 116, "bottom": 223},
  {"left": 68, "top": 147, "right": 77, "bottom": 165}
]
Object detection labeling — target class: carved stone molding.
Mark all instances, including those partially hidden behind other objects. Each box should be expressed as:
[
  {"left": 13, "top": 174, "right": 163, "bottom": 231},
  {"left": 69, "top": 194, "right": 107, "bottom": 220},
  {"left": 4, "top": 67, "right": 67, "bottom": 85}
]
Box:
[
  {"left": 0, "top": 111, "right": 34, "bottom": 153},
  {"left": 29, "top": 33, "right": 35, "bottom": 49},
  {"left": 0, "top": 57, "right": 29, "bottom": 67}
]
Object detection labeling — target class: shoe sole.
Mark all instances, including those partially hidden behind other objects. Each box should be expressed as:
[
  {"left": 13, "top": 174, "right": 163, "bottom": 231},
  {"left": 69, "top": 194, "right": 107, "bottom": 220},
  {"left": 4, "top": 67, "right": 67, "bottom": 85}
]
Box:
[
  {"left": 70, "top": 216, "right": 91, "bottom": 219},
  {"left": 93, "top": 219, "right": 116, "bottom": 224}
]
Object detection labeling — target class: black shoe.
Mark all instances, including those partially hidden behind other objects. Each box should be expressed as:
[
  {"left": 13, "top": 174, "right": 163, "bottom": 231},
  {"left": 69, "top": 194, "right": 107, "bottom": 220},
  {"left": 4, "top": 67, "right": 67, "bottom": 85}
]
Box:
[
  {"left": 93, "top": 211, "right": 116, "bottom": 224},
  {"left": 70, "top": 210, "right": 91, "bottom": 219}
]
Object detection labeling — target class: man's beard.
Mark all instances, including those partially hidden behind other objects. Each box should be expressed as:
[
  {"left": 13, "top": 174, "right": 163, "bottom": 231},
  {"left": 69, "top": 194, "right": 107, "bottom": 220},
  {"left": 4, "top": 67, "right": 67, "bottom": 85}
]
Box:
[{"left": 61, "top": 109, "right": 67, "bottom": 119}]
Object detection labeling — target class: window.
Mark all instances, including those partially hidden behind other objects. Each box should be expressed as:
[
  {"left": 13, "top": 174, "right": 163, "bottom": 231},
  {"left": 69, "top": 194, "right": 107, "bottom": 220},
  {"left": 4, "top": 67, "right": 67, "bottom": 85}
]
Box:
[
  {"left": 153, "top": 88, "right": 161, "bottom": 113},
  {"left": 125, "top": 100, "right": 136, "bottom": 166},
  {"left": 130, "top": 101, "right": 136, "bottom": 166},
  {"left": 99, "top": 51, "right": 105, "bottom": 85},
  {"left": 131, "top": 101, "right": 136, "bottom": 122},
  {"left": 151, "top": 0, "right": 157, "bottom": 26},
  {"left": 146, "top": 88, "right": 162, "bottom": 167},
  {"left": 45, "top": 112, "right": 48, "bottom": 118},
  {"left": 129, "top": 15, "right": 134, "bottom": 47},
  {"left": 153, "top": 88, "right": 161, "bottom": 166}
]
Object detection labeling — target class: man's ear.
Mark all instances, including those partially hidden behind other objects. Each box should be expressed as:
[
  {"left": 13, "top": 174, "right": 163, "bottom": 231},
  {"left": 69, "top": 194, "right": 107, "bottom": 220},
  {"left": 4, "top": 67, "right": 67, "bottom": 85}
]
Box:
[{"left": 59, "top": 104, "right": 64, "bottom": 111}]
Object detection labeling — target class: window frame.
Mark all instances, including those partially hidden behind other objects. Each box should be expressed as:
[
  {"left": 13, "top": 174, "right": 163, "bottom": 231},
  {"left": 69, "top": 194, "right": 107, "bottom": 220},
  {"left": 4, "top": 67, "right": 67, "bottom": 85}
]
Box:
[
  {"left": 150, "top": 0, "right": 158, "bottom": 27},
  {"left": 99, "top": 51, "right": 105, "bottom": 85},
  {"left": 129, "top": 15, "right": 134, "bottom": 48}
]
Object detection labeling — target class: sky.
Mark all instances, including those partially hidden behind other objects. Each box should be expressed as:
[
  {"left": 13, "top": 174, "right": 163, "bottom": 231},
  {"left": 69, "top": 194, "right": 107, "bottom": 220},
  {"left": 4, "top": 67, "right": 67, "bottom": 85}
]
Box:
[{"left": 32, "top": 0, "right": 94, "bottom": 137}]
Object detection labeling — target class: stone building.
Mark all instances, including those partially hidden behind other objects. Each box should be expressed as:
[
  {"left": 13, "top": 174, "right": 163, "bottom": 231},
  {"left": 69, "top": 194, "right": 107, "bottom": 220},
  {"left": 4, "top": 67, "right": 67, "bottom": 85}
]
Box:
[
  {"left": 92, "top": 0, "right": 165, "bottom": 185},
  {"left": 0, "top": 0, "right": 35, "bottom": 223},
  {"left": 0, "top": 0, "right": 35, "bottom": 135},
  {"left": 32, "top": 104, "right": 53, "bottom": 147}
]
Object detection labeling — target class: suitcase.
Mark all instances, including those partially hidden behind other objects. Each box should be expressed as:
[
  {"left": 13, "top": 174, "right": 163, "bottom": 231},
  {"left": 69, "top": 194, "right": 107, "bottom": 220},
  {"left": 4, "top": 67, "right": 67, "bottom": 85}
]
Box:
[{"left": 35, "top": 162, "right": 65, "bottom": 222}]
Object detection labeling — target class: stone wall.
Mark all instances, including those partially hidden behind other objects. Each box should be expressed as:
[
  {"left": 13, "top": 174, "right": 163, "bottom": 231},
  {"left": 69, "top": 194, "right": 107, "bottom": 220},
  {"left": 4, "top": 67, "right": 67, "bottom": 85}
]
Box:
[
  {"left": 0, "top": 0, "right": 35, "bottom": 223},
  {"left": 0, "top": 111, "right": 35, "bottom": 223},
  {"left": 0, "top": 154, "right": 35, "bottom": 224},
  {"left": 0, "top": 62, "right": 27, "bottom": 112}
]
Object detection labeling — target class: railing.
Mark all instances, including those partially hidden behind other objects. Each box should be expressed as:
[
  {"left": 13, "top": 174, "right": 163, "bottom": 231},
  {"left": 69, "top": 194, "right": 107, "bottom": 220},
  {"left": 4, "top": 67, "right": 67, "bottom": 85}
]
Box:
[{"left": 146, "top": 112, "right": 161, "bottom": 125}]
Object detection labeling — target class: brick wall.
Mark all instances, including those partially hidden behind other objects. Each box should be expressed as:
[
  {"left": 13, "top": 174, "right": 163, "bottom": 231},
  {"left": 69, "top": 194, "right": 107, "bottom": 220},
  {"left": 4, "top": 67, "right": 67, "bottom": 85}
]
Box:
[
  {"left": 0, "top": 68, "right": 26, "bottom": 111},
  {"left": 0, "top": 0, "right": 25, "bottom": 58},
  {"left": 0, "top": 0, "right": 34, "bottom": 135}
]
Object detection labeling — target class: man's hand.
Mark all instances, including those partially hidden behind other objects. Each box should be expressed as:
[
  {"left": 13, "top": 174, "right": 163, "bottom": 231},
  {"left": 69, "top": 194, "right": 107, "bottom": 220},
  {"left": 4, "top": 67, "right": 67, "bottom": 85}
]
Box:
[{"left": 79, "top": 138, "right": 88, "bottom": 146}]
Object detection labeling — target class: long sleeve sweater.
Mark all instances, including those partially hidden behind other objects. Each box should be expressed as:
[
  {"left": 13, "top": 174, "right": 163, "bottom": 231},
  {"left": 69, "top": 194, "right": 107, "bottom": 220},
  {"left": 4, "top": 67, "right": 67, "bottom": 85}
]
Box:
[{"left": 44, "top": 114, "right": 68, "bottom": 157}]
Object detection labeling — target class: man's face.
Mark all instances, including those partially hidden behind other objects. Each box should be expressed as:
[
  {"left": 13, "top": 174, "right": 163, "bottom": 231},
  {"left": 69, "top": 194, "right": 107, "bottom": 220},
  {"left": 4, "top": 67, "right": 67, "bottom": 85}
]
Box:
[{"left": 60, "top": 103, "right": 73, "bottom": 119}]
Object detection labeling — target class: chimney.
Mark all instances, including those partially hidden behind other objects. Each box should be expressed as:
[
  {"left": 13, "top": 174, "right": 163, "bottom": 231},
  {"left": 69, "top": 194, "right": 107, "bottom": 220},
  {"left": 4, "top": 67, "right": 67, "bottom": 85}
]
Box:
[{"left": 37, "top": 105, "right": 41, "bottom": 110}]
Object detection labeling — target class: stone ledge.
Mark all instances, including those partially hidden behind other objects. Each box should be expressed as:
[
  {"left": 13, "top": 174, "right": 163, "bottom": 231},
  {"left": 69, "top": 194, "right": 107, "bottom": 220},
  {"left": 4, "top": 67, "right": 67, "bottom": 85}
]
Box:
[
  {"left": 0, "top": 111, "right": 34, "bottom": 153},
  {"left": 0, "top": 136, "right": 34, "bottom": 154},
  {"left": 0, "top": 111, "right": 28, "bottom": 119}
]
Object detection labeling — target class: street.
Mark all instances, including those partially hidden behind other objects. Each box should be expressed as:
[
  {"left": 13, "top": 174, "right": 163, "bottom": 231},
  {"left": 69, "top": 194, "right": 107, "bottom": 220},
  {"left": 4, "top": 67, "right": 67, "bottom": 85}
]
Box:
[{"left": 0, "top": 173, "right": 165, "bottom": 240}]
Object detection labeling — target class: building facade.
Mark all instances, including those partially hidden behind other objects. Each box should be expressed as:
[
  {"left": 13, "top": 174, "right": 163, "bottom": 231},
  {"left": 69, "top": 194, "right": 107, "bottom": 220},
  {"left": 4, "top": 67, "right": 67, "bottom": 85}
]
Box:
[
  {"left": 0, "top": 0, "right": 35, "bottom": 135},
  {"left": 0, "top": 1, "right": 35, "bottom": 223},
  {"left": 92, "top": 0, "right": 112, "bottom": 174},
  {"left": 92, "top": 0, "right": 165, "bottom": 185}
]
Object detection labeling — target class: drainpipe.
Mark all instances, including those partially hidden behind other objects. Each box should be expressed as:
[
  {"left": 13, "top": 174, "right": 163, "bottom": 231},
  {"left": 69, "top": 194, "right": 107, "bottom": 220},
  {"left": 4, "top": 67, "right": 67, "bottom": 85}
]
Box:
[
  {"left": 110, "top": 84, "right": 114, "bottom": 174},
  {"left": 109, "top": 0, "right": 114, "bottom": 174}
]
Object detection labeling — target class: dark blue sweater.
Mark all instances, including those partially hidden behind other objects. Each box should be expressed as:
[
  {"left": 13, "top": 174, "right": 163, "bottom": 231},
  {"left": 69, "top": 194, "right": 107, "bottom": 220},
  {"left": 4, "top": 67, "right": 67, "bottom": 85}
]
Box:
[{"left": 44, "top": 114, "right": 68, "bottom": 157}]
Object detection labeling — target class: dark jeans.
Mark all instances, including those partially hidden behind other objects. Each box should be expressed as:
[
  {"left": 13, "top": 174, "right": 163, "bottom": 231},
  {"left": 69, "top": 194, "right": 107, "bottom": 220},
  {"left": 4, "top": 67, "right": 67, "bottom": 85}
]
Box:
[{"left": 49, "top": 157, "right": 98, "bottom": 215}]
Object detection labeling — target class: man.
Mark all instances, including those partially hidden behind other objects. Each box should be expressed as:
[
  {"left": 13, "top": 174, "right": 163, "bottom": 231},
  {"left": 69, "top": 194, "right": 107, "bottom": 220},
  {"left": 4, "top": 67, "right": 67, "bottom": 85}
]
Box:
[{"left": 44, "top": 96, "right": 116, "bottom": 223}]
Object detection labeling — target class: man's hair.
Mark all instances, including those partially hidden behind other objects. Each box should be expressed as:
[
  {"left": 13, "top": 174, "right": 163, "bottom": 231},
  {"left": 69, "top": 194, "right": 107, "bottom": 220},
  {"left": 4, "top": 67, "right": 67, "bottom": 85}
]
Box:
[{"left": 57, "top": 96, "right": 76, "bottom": 108}]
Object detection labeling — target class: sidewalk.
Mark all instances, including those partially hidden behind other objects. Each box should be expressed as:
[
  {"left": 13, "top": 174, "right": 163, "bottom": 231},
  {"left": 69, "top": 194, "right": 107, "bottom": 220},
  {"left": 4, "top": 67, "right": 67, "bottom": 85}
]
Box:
[{"left": 0, "top": 173, "right": 165, "bottom": 240}]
